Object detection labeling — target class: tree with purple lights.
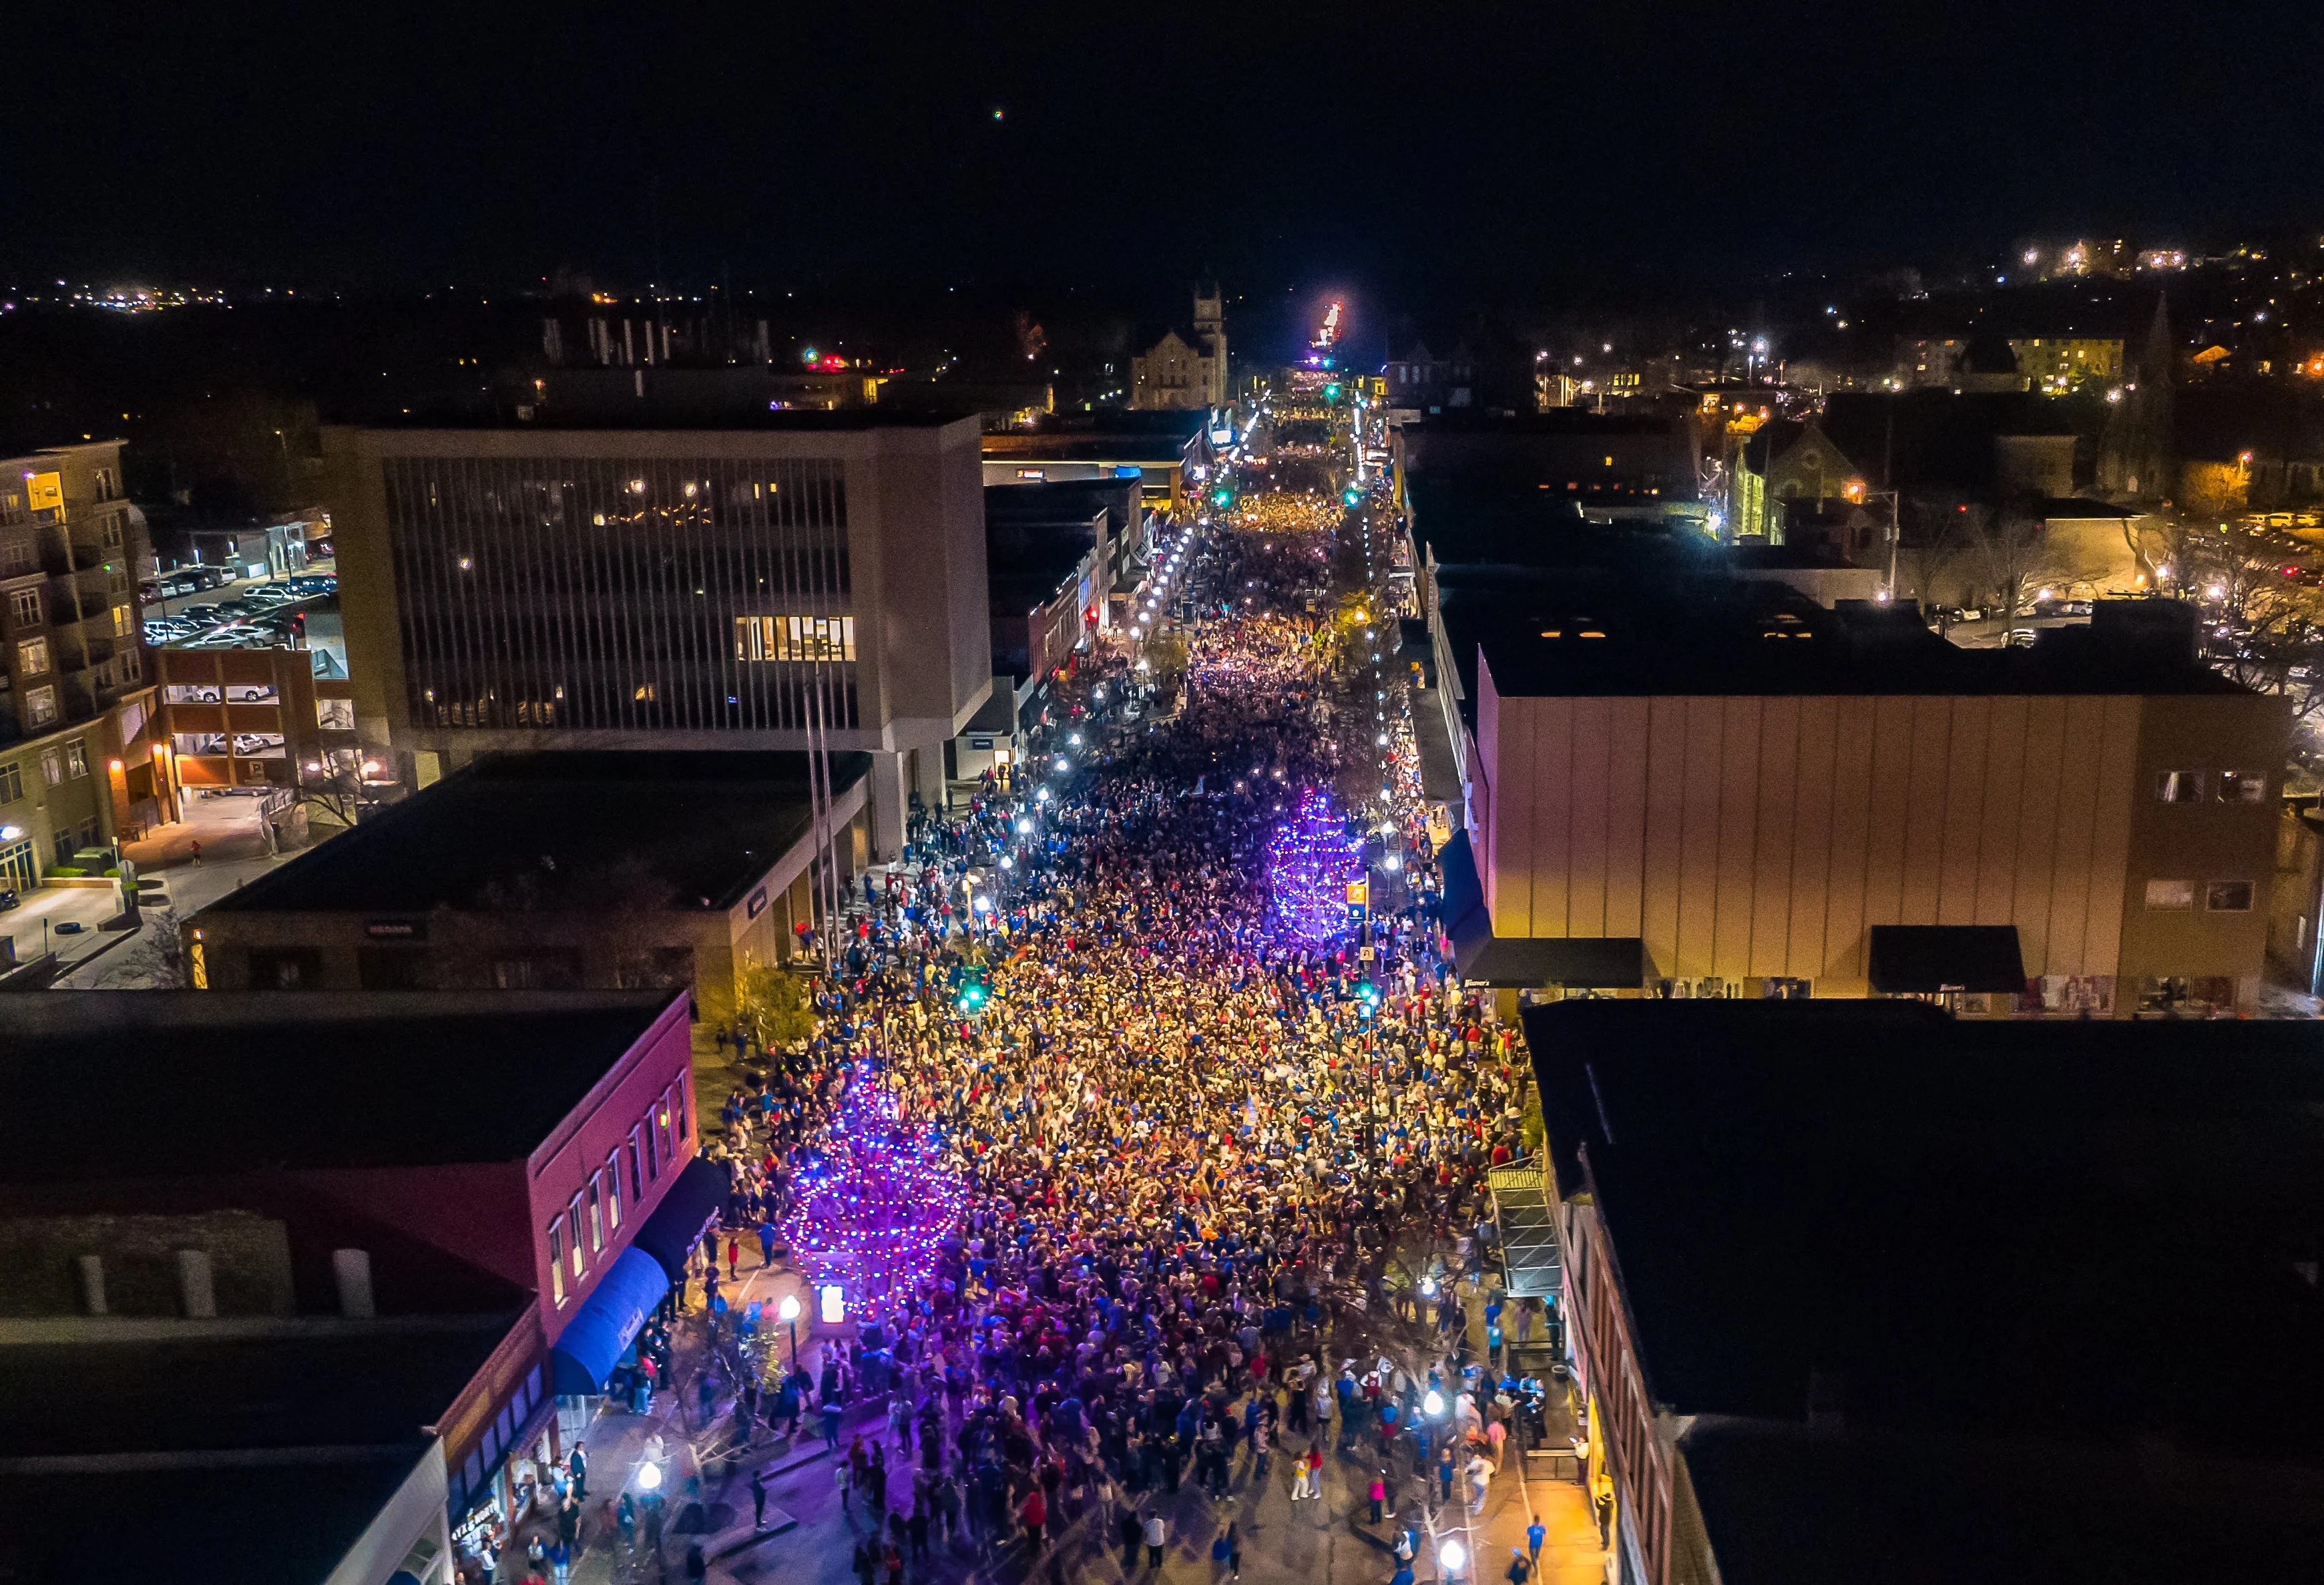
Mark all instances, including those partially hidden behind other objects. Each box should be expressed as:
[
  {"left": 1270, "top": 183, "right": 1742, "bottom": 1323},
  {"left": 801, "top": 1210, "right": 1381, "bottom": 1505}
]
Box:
[
  {"left": 1267, "top": 786, "right": 1363, "bottom": 944},
  {"left": 782, "top": 1071, "right": 967, "bottom": 1311}
]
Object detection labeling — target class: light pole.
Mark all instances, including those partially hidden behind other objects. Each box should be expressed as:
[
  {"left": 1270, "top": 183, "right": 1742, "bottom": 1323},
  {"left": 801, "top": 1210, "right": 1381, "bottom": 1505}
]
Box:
[{"left": 777, "top": 1293, "right": 802, "bottom": 1373}]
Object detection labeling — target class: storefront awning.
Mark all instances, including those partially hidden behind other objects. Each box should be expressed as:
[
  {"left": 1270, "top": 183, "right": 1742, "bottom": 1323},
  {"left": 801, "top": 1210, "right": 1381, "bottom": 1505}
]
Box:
[
  {"left": 549, "top": 1246, "right": 667, "bottom": 1395},
  {"left": 1436, "top": 829, "right": 1486, "bottom": 937},
  {"left": 630, "top": 1155, "right": 728, "bottom": 1285},
  {"left": 1454, "top": 929, "right": 1645, "bottom": 989},
  {"left": 1867, "top": 925, "right": 2026, "bottom": 993}
]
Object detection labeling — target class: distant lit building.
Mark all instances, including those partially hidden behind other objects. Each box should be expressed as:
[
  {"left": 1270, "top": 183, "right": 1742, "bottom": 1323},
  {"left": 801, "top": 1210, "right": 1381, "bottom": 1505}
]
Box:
[
  {"left": 1129, "top": 282, "right": 1228, "bottom": 411},
  {"left": 1894, "top": 333, "right": 2124, "bottom": 395},
  {"left": 1728, "top": 417, "right": 1861, "bottom": 542},
  {"left": 0, "top": 437, "right": 170, "bottom": 882}
]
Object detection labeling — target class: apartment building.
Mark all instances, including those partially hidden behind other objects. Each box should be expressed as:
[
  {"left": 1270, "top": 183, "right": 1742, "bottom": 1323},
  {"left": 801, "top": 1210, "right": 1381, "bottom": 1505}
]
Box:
[{"left": 0, "top": 438, "right": 168, "bottom": 875}]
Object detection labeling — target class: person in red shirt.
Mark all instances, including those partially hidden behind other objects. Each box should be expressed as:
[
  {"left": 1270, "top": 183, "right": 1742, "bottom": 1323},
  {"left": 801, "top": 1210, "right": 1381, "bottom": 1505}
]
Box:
[{"left": 1020, "top": 1487, "right": 1047, "bottom": 1552}]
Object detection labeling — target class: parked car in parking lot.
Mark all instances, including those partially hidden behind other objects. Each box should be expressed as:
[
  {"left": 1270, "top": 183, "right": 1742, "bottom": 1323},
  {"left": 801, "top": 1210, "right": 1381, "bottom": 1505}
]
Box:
[{"left": 2004, "top": 628, "right": 2040, "bottom": 648}]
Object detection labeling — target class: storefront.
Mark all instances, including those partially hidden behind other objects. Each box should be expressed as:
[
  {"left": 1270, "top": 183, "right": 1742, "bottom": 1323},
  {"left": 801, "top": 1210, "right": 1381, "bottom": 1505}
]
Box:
[{"left": 447, "top": 1359, "right": 556, "bottom": 1570}]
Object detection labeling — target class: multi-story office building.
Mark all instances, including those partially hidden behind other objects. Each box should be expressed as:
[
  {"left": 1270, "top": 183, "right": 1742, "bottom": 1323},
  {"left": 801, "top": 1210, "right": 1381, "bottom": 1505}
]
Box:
[
  {"left": 322, "top": 413, "right": 993, "bottom": 856},
  {"left": 0, "top": 438, "right": 168, "bottom": 879}
]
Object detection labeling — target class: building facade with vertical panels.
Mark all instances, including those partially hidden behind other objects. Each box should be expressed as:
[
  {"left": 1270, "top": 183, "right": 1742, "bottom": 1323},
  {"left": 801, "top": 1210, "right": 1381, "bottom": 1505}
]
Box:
[
  {"left": 322, "top": 415, "right": 992, "bottom": 857},
  {"left": 1443, "top": 593, "right": 2287, "bottom": 1014}
]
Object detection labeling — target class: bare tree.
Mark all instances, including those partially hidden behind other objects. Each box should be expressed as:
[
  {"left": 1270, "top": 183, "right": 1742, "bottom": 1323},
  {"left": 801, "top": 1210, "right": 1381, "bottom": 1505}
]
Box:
[{"left": 2158, "top": 515, "right": 2324, "bottom": 735}]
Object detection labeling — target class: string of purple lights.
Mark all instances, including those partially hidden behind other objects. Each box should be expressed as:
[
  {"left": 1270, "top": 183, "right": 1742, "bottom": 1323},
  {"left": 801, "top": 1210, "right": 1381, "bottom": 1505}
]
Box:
[
  {"left": 1266, "top": 785, "right": 1363, "bottom": 945},
  {"left": 780, "top": 1072, "right": 968, "bottom": 1307}
]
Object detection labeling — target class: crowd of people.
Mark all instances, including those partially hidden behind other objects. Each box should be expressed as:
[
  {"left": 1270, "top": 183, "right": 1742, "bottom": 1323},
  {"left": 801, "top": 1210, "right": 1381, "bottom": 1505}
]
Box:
[{"left": 696, "top": 515, "right": 1548, "bottom": 1578}]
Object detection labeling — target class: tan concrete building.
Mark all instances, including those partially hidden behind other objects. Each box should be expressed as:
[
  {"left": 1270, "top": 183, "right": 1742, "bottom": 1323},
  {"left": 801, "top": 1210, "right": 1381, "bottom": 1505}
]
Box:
[
  {"left": 1439, "top": 593, "right": 2286, "bottom": 1015},
  {"left": 186, "top": 752, "right": 867, "bottom": 1051},
  {"left": 321, "top": 414, "right": 991, "bottom": 858}
]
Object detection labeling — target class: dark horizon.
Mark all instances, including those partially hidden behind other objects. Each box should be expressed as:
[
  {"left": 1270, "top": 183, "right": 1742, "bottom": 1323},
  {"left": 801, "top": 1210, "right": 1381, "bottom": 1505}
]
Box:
[{"left": 7, "top": 1, "right": 2319, "bottom": 320}]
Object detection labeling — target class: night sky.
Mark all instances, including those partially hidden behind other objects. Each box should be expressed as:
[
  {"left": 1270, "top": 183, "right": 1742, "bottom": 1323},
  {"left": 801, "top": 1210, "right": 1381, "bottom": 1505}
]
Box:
[{"left": 7, "top": 2, "right": 2320, "bottom": 321}]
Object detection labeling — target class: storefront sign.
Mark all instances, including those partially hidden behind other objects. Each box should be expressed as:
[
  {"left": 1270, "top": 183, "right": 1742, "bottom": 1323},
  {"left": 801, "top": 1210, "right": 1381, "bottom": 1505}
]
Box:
[{"left": 365, "top": 919, "right": 425, "bottom": 940}]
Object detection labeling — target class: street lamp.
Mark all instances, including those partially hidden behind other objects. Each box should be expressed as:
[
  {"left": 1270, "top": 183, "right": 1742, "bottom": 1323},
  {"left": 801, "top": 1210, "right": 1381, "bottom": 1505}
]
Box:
[
  {"left": 1423, "top": 1389, "right": 1445, "bottom": 1417},
  {"left": 777, "top": 1294, "right": 802, "bottom": 1369},
  {"left": 1439, "top": 1538, "right": 1466, "bottom": 1580},
  {"left": 636, "top": 1458, "right": 662, "bottom": 1492}
]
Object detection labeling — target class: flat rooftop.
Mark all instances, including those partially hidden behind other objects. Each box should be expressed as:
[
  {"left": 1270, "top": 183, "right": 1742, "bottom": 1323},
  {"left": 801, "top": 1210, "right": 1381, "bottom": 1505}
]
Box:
[
  {"left": 0, "top": 1315, "right": 517, "bottom": 1585},
  {"left": 336, "top": 407, "right": 968, "bottom": 433},
  {"left": 1522, "top": 999, "right": 2324, "bottom": 1461},
  {"left": 0, "top": 990, "right": 680, "bottom": 1180},
  {"left": 1452, "top": 583, "right": 2244, "bottom": 697},
  {"left": 208, "top": 750, "right": 869, "bottom": 916}
]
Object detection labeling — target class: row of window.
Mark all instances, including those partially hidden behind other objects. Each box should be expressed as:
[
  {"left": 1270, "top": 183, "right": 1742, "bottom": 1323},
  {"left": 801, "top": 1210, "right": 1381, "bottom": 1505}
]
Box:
[
  {"left": 2144, "top": 878, "right": 2254, "bottom": 912},
  {"left": 545, "top": 1076, "right": 692, "bottom": 1306},
  {"left": 0, "top": 738, "right": 91, "bottom": 804},
  {"left": 734, "top": 614, "right": 858, "bottom": 662},
  {"left": 2156, "top": 769, "right": 2267, "bottom": 804},
  {"left": 451, "top": 1361, "right": 545, "bottom": 1516}
]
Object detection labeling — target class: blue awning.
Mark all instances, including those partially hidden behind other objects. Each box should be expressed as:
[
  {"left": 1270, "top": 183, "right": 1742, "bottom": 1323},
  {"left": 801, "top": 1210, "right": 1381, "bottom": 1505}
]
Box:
[
  {"left": 630, "top": 1154, "right": 728, "bottom": 1285},
  {"left": 549, "top": 1246, "right": 667, "bottom": 1395},
  {"left": 1436, "top": 829, "right": 1486, "bottom": 938}
]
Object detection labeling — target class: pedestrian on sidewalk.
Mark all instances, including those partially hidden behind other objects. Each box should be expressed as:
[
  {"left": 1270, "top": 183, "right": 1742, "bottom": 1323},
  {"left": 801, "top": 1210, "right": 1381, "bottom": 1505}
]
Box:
[
  {"left": 1144, "top": 1508, "right": 1168, "bottom": 1569},
  {"left": 751, "top": 1467, "right": 768, "bottom": 1529},
  {"left": 190, "top": 839, "right": 202, "bottom": 865},
  {"left": 1505, "top": 1550, "right": 1531, "bottom": 1585},
  {"left": 758, "top": 1220, "right": 777, "bottom": 1268},
  {"left": 1526, "top": 1520, "right": 1544, "bottom": 1569},
  {"left": 837, "top": 1455, "right": 855, "bottom": 1516},
  {"left": 568, "top": 1445, "right": 587, "bottom": 1501},
  {"left": 1120, "top": 1508, "right": 1144, "bottom": 1568},
  {"left": 821, "top": 1399, "right": 844, "bottom": 1451},
  {"left": 726, "top": 1234, "right": 740, "bottom": 1283},
  {"left": 1367, "top": 1473, "right": 1386, "bottom": 1524}
]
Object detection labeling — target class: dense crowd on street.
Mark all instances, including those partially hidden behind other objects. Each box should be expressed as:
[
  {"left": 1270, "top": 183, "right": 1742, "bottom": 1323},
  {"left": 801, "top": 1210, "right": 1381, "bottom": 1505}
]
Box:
[{"left": 686, "top": 516, "right": 1546, "bottom": 1579}]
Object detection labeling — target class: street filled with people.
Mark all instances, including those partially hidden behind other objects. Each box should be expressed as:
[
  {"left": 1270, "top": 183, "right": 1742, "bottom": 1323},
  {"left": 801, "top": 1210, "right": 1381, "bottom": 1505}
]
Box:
[{"left": 536, "top": 464, "right": 1562, "bottom": 1585}]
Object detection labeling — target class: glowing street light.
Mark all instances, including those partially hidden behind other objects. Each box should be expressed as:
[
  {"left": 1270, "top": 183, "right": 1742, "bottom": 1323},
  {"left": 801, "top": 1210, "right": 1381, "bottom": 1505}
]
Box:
[
  {"left": 776, "top": 1293, "right": 802, "bottom": 1366},
  {"left": 636, "top": 1459, "right": 663, "bottom": 1492},
  {"left": 1423, "top": 1389, "right": 1445, "bottom": 1417}
]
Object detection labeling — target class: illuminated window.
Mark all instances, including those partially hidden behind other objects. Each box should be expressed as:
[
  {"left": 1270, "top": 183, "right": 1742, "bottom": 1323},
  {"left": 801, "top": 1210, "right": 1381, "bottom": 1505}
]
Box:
[
  {"left": 819, "top": 1283, "right": 847, "bottom": 1323},
  {"left": 111, "top": 603, "right": 132, "bottom": 637},
  {"left": 64, "top": 741, "right": 85, "bottom": 778},
  {"left": 567, "top": 1199, "right": 586, "bottom": 1277},
  {"left": 587, "top": 1175, "right": 604, "bottom": 1253},
  {"left": 547, "top": 1220, "right": 565, "bottom": 1303},
  {"left": 17, "top": 638, "right": 47, "bottom": 676},
  {"left": 604, "top": 1153, "right": 622, "bottom": 1230},
  {"left": 2144, "top": 879, "right": 2196, "bottom": 911},
  {"left": 734, "top": 614, "right": 857, "bottom": 662}
]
